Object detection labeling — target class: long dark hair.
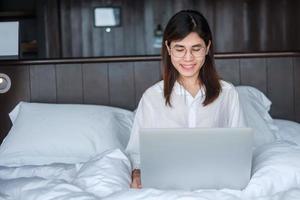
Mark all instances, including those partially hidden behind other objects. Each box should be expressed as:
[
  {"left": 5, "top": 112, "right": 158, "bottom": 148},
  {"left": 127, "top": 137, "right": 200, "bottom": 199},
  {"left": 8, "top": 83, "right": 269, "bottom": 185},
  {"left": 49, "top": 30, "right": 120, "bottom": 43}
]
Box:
[{"left": 162, "top": 10, "right": 221, "bottom": 107}]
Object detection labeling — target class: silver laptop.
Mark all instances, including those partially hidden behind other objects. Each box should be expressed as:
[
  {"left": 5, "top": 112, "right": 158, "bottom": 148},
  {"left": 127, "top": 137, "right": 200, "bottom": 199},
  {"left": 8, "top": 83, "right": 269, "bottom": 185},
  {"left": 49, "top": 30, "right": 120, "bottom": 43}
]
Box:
[{"left": 139, "top": 128, "right": 253, "bottom": 190}]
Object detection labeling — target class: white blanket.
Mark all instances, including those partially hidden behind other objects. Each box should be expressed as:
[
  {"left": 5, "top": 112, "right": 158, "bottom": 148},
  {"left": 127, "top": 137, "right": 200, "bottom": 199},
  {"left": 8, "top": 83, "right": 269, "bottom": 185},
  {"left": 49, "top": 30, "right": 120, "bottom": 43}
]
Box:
[{"left": 1, "top": 142, "right": 300, "bottom": 200}]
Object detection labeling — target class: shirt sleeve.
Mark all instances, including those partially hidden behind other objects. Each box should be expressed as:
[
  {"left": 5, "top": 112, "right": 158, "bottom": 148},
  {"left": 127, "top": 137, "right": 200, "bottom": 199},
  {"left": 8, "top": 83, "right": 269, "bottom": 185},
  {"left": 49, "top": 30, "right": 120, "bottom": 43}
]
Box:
[
  {"left": 125, "top": 95, "right": 146, "bottom": 170},
  {"left": 228, "top": 87, "right": 247, "bottom": 127}
]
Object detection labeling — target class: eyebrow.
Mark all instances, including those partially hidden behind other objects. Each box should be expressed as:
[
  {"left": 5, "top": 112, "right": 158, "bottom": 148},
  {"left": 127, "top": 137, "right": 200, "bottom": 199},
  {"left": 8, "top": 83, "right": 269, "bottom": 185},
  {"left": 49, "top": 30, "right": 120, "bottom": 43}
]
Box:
[{"left": 173, "top": 44, "right": 204, "bottom": 48}]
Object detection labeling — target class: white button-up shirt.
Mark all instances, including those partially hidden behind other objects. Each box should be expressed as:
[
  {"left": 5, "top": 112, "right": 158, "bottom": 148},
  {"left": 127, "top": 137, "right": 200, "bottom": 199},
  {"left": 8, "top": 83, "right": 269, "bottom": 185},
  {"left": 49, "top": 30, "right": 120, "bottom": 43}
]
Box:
[{"left": 126, "top": 80, "right": 246, "bottom": 169}]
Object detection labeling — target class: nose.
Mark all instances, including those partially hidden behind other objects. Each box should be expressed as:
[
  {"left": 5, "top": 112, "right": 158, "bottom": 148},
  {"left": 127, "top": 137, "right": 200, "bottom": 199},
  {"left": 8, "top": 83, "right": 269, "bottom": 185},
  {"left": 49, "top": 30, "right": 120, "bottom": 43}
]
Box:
[{"left": 183, "top": 49, "right": 194, "bottom": 61}]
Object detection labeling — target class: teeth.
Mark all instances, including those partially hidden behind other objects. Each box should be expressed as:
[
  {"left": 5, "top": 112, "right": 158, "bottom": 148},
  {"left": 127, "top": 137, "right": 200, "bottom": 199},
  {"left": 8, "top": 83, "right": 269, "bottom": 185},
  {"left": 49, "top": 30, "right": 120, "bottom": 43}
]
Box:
[{"left": 182, "top": 64, "right": 194, "bottom": 69}]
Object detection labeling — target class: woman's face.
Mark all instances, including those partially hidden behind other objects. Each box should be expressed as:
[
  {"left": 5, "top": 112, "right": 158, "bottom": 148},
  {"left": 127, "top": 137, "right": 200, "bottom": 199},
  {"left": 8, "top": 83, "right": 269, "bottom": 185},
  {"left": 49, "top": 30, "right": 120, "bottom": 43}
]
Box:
[{"left": 167, "top": 32, "right": 210, "bottom": 83}]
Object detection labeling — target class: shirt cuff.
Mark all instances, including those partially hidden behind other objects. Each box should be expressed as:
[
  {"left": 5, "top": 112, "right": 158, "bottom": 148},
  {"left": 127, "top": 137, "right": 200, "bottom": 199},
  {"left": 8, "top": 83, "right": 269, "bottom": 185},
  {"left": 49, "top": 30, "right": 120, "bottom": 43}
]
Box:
[{"left": 128, "top": 153, "right": 140, "bottom": 170}]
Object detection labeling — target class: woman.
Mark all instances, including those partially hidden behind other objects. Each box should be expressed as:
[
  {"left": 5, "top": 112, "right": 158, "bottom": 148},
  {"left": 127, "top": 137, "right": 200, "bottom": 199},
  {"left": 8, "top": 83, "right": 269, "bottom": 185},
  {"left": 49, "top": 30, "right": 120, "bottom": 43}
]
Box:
[{"left": 126, "top": 10, "right": 245, "bottom": 189}]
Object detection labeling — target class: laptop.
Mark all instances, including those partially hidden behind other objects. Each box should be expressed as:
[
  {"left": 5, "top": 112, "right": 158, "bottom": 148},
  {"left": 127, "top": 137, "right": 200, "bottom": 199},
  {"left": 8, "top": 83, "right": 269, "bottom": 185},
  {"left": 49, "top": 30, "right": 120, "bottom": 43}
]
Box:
[{"left": 139, "top": 128, "right": 253, "bottom": 190}]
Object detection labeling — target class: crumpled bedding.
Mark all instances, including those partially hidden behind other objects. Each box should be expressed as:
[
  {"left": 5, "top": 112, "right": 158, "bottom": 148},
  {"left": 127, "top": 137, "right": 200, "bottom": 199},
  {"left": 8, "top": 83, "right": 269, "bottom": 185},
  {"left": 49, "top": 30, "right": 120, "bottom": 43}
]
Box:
[{"left": 1, "top": 141, "right": 300, "bottom": 200}]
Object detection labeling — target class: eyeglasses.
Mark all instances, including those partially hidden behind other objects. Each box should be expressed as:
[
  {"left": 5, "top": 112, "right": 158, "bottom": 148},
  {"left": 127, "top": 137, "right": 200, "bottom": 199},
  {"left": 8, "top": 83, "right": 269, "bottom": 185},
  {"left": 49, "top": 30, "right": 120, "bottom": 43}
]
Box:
[{"left": 169, "top": 45, "right": 207, "bottom": 58}]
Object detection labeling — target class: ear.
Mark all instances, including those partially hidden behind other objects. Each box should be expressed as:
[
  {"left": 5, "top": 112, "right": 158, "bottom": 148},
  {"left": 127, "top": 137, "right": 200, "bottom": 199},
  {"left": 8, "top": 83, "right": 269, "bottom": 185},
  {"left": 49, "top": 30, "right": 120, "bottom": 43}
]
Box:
[
  {"left": 206, "top": 40, "right": 211, "bottom": 55},
  {"left": 165, "top": 41, "right": 171, "bottom": 55}
]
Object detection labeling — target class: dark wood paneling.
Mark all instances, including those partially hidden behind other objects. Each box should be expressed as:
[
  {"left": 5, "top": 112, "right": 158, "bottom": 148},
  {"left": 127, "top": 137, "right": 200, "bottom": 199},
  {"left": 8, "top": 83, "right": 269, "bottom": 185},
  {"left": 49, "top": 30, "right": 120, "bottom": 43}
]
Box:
[
  {"left": 240, "top": 58, "right": 267, "bottom": 94},
  {"left": 112, "top": 1, "right": 125, "bottom": 56},
  {"left": 0, "top": 66, "right": 31, "bottom": 108},
  {"left": 1, "top": 54, "right": 300, "bottom": 143},
  {"left": 214, "top": 0, "right": 245, "bottom": 52},
  {"left": 60, "top": 0, "right": 72, "bottom": 57},
  {"left": 132, "top": 0, "right": 146, "bottom": 55},
  {"left": 82, "top": 63, "right": 109, "bottom": 105},
  {"left": 102, "top": 3, "right": 115, "bottom": 57},
  {"left": 294, "top": 57, "right": 300, "bottom": 122},
  {"left": 56, "top": 64, "right": 83, "bottom": 103},
  {"left": 36, "top": 0, "right": 300, "bottom": 58},
  {"left": 37, "top": 0, "right": 61, "bottom": 58},
  {"left": 267, "top": 57, "right": 294, "bottom": 120},
  {"left": 144, "top": 0, "right": 155, "bottom": 54},
  {"left": 30, "top": 65, "right": 56, "bottom": 103},
  {"left": 70, "top": 0, "right": 83, "bottom": 57},
  {"left": 195, "top": 0, "right": 215, "bottom": 33},
  {"left": 123, "top": 0, "right": 136, "bottom": 55},
  {"left": 1, "top": 52, "right": 299, "bottom": 66},
  {"left": 172, "top": 0, "right": 194, "bottom": 12},
  {"left": 81, "top": 0, "right": 92, "bottom": 57},
  {"left": 0, "top": 65, "right": 30, "bottom": 142},
  {"left": 134, "top": 61, "right": 161, "bottom": 105},
  {"left": 108, "top": 62, "right": 135, "bottom": 110},
  {"left": 215, "top": 59, "right": 240, "bottom": 85},
  {"left": 90, "top": 1, "right": 103, "bottom": 57}
]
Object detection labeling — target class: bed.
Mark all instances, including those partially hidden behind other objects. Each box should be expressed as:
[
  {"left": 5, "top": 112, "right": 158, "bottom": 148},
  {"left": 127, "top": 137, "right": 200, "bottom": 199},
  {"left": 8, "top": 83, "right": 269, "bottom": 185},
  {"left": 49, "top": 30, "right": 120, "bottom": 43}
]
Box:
[{"left": 0, "top": 53, "right": 300, "bottom": 199}]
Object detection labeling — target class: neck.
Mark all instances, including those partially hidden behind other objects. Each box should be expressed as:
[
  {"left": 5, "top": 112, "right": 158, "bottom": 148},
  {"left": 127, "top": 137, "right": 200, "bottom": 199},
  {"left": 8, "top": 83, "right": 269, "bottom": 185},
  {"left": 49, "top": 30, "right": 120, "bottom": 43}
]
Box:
[
  {"left": 178, "top": 77, "right": 202, "bottom": 97},
  {"left": 179, "top": 76, "right": 199, "bottom": 86}
]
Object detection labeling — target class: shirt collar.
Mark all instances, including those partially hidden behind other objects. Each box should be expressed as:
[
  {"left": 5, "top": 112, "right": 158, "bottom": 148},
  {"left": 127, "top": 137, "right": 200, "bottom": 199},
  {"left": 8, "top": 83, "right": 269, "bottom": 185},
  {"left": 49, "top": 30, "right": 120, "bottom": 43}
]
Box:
[{"left": 173, "top": 81, "right": 206, "bottom": 99}]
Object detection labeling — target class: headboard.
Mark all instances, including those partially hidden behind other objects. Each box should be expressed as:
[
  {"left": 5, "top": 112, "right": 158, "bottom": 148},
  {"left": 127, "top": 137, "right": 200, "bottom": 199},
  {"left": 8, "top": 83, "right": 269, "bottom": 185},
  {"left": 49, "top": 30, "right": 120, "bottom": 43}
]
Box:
[{"left": 0, "top": 52, "right": 300, "bottom": 143}]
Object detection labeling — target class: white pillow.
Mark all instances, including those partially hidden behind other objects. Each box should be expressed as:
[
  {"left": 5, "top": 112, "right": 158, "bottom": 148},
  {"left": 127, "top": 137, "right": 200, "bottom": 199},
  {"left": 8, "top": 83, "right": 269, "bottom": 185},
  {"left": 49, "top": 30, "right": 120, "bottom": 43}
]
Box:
[
  {"left": 0, "top": 102, "right": 134, "bottom": 167},
  {"left": 236, "top": 86, "right": 279, "bottom": 147}
]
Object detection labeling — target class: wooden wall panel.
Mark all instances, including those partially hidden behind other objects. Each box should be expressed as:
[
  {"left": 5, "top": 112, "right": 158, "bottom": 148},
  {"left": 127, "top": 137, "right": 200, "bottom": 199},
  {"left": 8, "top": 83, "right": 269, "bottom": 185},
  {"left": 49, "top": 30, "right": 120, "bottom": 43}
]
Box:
[
  {"left": 56, "top": 64, "right": 83, "bottom": 103},
  {"left": 122, "top": 0, "right": 137, "bottom": 56},
  {"left": 134, "top": 61, "right": 161, "bottom": 106},
  {"left": 143, "top": 0, "right": 154, "bottom": 54},
  {"left": 70, "top": 0, "right": 83, "bottom": 57},
  {"left": 60, "top": 0, "right": 72, "bottom": 57},
  {"left": 215, "top": 59, "right": 240, "bottom": 85},
  {"left": 1, "top": 54, "right": 300, "bottom": 143},
  {"left": 267, "top": 57, "right": 294, "bottom": 120},
  {"left": 90, "top": 0, "right": 104, "bottom": 57},
  {"left": 0, "top": 66, "right": 31, "bottom": 109},
  {"left": 132, "top": 0, "right": 146, "bottom": 55},
  {"left": 0, "top": 66, "right": 31, "bottom": 142},
  {"left": 112, "top": 1, "right": 125, "bottom": 56},
  {"left": 41, "top": 0, "right": 299, "bottom": 58},
  {"left": 240, "top": 58, "right": 267, "bottom": 94},
  {"left": 195, "top": 0, "right": 215, "bottom": 34},
  {"left": 81, "top": 0, "right": 93, "bottom": 57},
  {"left": 82, "top": 63, "right": 109, "bottom": 105},
  {"left": 30, "top": 65, "right": 56, "bottom": 103},
  {"left": 108, "top": 62, "right": 135, "bottom": 110},
  {"left": 102, "top": 18, "right": 114, "bottom": 56},
  {"left": 37, "top": 0, "right": 61, "bottom": 58},
  {"left": 214, "top": 0, "right": 246, "bottom": 52},
  {"left": 294, "top": 57, "right": 300, "bottom": 122}
]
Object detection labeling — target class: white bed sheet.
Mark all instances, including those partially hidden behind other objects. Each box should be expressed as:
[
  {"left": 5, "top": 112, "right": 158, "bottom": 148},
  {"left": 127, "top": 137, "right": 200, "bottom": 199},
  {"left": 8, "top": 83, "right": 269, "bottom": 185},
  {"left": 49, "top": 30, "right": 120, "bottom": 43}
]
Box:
[
  {"left": 1, "top": 119, "right": 300, "bottom": 200},
  {"left": 0, "top": 140, "right": 300, "bottom": 200},
  {"left": 274, "top": 119, "right": 300, "bottom": 146}
]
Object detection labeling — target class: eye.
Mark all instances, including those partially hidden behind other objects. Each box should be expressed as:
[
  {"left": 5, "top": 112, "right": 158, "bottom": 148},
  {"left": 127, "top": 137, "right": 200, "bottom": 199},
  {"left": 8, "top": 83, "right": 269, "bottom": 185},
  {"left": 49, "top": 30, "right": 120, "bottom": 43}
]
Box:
[
  {"left": 174, "top": 47, "right": 185, "bottom": 52},
  {"left": 192, "top": 47, "right": 204, "bottom": 52}
]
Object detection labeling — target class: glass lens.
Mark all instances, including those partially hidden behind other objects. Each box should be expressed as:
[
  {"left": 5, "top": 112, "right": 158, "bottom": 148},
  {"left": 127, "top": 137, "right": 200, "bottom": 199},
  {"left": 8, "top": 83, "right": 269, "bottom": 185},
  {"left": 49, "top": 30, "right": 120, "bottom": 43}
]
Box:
[
  {"left": 171, "top": 46, "right": 206, "bottom": 58},
  {"left": 172, "top": 47, "right": 186, "bottom": 58},
  {"left": 191, "top": 47, "right": 206, "bottom": 57}
]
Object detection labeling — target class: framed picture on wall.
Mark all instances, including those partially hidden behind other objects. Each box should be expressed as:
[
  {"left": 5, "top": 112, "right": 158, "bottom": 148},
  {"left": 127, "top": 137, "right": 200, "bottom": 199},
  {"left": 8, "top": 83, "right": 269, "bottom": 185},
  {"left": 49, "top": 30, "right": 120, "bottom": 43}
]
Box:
[
  {"left": 0, "top": 21, "right": 19, "bottom": 60},
  {"left": 94, "top": 7, "right": 121, "bottom": 27}
]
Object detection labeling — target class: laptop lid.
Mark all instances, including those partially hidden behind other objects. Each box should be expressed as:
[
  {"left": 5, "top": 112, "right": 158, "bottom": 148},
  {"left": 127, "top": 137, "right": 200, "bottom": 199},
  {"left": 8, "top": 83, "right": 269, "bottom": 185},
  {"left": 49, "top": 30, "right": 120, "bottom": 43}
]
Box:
[{"left": 139, "top": 128, "right": 253, "bottom": 190}]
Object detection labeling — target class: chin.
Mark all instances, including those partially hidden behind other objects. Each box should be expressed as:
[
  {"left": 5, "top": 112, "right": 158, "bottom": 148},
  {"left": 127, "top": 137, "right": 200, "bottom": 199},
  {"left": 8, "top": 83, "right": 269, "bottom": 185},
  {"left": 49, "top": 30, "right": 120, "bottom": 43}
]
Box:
[{"left": 179, "top": 72, "right": 198, "bottom": 79}]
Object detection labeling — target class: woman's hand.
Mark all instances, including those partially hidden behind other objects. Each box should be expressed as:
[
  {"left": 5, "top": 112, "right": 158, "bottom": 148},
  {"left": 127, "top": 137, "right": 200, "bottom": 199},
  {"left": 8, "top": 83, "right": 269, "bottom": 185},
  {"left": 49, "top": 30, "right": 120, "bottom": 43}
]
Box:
[{"left": 130, "top": 169, "right": 142, "bottom": 189}]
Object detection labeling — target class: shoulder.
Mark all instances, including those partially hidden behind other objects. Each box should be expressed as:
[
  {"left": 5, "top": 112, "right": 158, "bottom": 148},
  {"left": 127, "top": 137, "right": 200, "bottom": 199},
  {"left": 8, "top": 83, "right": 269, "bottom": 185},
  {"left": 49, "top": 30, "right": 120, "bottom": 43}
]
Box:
[
  {"left": 219, "top": 80, "right": 239, "bottom": 98},
  {"left": 143, "top": 80, "right": 164, "bottom": 97},
  {"left": 137, "top": 80, "right": 164, "bottom": 106},
  {"left": 220, "top": 80, "right": 237, "bottom": 93},
  {"left": 220, "top": 80, "right": 235, "bottom": 90}
]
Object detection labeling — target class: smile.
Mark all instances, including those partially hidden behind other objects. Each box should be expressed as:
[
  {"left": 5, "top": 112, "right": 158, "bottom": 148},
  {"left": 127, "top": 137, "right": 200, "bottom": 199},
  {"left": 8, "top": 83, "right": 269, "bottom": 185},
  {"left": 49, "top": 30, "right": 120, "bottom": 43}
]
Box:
[{"left": 180, "top": 64, "right": 195, "bottom": 70}]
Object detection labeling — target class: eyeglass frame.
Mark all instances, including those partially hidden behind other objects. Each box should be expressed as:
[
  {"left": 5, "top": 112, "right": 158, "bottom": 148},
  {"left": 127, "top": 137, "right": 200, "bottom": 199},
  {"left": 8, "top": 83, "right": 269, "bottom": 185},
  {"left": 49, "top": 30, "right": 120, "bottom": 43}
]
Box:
[{"left": 165, "top": 41, "right": 209, "bottom": 58}]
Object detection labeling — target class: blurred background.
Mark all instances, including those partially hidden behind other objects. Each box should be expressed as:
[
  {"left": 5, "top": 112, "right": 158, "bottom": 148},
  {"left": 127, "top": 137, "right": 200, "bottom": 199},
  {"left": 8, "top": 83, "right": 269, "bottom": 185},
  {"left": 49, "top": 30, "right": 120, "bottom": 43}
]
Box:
[{"left": 0, "top": 0, "right": 299, "bottom": 59}]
